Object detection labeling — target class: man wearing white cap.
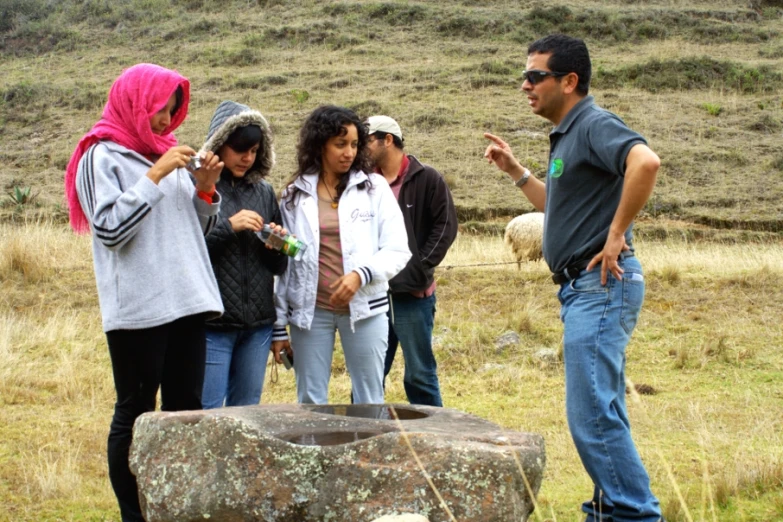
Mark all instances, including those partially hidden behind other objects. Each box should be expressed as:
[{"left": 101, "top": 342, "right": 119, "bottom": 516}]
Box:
[{"left": 365, "top": 115, "right": 458, "bottom": 406}]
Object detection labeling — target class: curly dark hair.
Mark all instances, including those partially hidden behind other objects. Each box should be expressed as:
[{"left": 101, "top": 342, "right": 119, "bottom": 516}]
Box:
[{"left": 285, "top": 105, "right": 372, "bottom": 208}]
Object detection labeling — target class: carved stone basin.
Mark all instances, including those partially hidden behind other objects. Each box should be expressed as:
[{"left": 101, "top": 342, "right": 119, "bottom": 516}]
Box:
[
  {"left": 282, "top": 430, "right": 386, "bottom": 446},
  {"left": 310, "top": 404, "right": 430, "bottom": 420},
  {"left": 130, "top": 404, "right": 546, "bottom": 522}
]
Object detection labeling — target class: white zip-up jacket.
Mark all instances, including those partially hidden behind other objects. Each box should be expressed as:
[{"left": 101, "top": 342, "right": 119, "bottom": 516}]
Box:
[{"left": 273, "top": 170, "right": 411, "bottom": 339}]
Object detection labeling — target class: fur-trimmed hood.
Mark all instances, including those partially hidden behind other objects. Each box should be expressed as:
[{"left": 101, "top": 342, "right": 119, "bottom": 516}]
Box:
[{"left": 200, "top": 100, "right": 275, "bottom": 184}]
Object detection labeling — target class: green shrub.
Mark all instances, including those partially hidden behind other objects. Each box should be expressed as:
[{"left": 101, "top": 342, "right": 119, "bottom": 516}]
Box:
[
  {"left": 437, "top": 12, "right": 520, "bottom": 39},
  {"left": 362, "top": 3, "right": 430, "bottom": 26},
  {"left": 1, "top": 81, "right": 105, "bottom": 113},
  {"left": 595, "top": 56, "right": 782, "bottom": 93},
  {"left": 263, "top": 21, "right": 358, "bottom": 49},
  {"left": 747, "top": 114, "right": 782, "bottom": 133},
  {"left": 290, "top": 89, "right": 310, "bottom": 105},
  {"left": 346, "top": 100, "right": 384, "bottom": 119},
  {"left": 0, "top": 0, "right": 47, "bottom": 32},
  {"left": 520, "top": 7, "right": 768, "bottom": 44},
  {"left": 701, "top": 102, "right": 722, "bottom": 116},
  {"left": 413, "top": 110, "right": 451, "bottom": 130},
  {"left": 477, "top": 60, "right": 515, "bottom": 76},
  {"left": 7, "top": 186, "right": 35, "bottom": 206}
]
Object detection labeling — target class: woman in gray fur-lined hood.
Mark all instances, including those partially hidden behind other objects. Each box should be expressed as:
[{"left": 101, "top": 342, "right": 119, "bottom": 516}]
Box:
[{"left": 199, "top": 100, "right": 288, "bottom": 410}]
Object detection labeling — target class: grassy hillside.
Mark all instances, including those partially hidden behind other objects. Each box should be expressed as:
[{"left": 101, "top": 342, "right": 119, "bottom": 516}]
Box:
[
  {"left": 2, "top": 224, "right": 783, "bottom": 521},
  {"left": 1, "top": 0, "right": 783, "bottom": 232},
  {"left": 2, "top": 1, "right": 783, "bottom": 521}
]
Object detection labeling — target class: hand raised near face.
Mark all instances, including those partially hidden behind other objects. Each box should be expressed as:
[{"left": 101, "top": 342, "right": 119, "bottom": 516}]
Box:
[
  {"left": 483, "top": 133, "right": 524, "bottom": 175},
  {"left": 190, "top": 150, "right": 223, "bottom": 193},
  {"left": 147, "top": 145, "right": 198, "bottom": 184}
]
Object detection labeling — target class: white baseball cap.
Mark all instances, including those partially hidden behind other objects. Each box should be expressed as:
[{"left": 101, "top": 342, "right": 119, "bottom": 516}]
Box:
[{"left": 366, "top": 115, "right": 403, "bottom": 141}]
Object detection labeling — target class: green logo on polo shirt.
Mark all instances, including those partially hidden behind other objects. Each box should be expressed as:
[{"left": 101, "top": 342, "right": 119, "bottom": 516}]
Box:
[{"left": 549, "top": 158, "right": 564, "bottom": 178}]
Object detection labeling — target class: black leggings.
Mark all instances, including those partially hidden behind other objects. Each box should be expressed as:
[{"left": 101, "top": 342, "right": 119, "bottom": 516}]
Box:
[{"left": 105, "top": 314, "right": 206, "bottom": 522}]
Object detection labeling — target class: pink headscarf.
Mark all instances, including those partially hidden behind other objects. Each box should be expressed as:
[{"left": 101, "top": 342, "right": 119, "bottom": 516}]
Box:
[{"left": 64, "top": 63, "right": 191, "bottom": 233}]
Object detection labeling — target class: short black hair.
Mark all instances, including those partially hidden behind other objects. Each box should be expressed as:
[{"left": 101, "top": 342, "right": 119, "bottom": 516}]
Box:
[
  {"left": 225, "top": 124, "right": 262, "bottom": 153},
  {"left": 371, "top": 131, "right": 404, "bottom": 150},
  {"left": 528, "top": 34, "right": 591, "bottom": 96}
]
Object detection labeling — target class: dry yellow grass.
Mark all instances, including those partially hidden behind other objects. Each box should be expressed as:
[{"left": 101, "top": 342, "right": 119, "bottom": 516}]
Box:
[{"left": 2, "top": 222, "right": 782, "bottom": 521}]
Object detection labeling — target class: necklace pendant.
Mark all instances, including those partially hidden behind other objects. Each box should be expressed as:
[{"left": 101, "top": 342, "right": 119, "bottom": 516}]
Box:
[{"left": 331, "top": 201, "right": 338, "bottom": 209}]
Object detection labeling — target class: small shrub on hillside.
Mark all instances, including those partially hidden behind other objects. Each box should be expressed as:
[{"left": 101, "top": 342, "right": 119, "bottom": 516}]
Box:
[
  {"left": 184, "top": 18, "right": 222, "bottom": 36},
  {"left": 362, "top": 3, "right": 430, "bottom": 26},
  {"left": 437, "top": 13, "right": 520, "bottom": 39},
  {"left": 1, "top": 20, "right": 83, "bottom": 54},
  {"left": 772, "top": 155, "right": 783, "bottom": 171},
  {"left": 327, "top": 79, "right": 351, "bottom": 89},
  {"left": 747, "top": 114, "right": 782, "bottom": 133},
  {"left": 595, "top": 56, "right": 782, "bottom": 93},
  {"left": 476, "top": 60, "right": 515, "bottom": 76},
  {"left": 701, "top": 102, "right": 722, "bottom": 116},
  {"left": 0, "top": 0, "right": 49, "bottom": 32},
  {"left": 520, "top": 7, "right": 770, "bottom": 45},
  {"left": 234, "top": 74, "right": 292, "bottom": 88},
  {"left": 262, "top": 21, "right": 361, "bottom": 50},
  {"left": 758, "top": 44, "right": 783, "bottom": 58},
  {"left": 658, "top": 266, "right": 681, "bottom": 286},
  {"left": 1, "top": 81, "right": 40, "bottom": 106},
  {"left": 700, "top": 336, "right": 732, "bottom": 365},
  {"left": 413, "top": 110, "right": 451, "bottom": 130},
  {"left": 1, "top": 81, "right": 107, "bottom": 114},
  {"left": 750, "top": 0, "right": 783, "bottom": 9},
  {"left": 233, "top": 77, "right": 268, "bottom": 90},
  {"left": 290, "top": 89, "right": 310, "bottom": 105},
  {"left": 7, "top": 186, "right": 34, "bottom": 206},
  {"left": 172, "top": 0, "right": 204, "bottom": 10},
  {"left": 466, "top": 75, "right": 508, "bottom": 89},
  {"left": 198, "top": 47, "right": 261, "bottom": 67},
  {"left": 346, "top": 100, "right": 384, "bottom": 119},
  {"left": 669, "top": 345, "right": 691, "bottom": 370},
  {"left": 1, "top": 233, "right": 48, "bottom": 283}
]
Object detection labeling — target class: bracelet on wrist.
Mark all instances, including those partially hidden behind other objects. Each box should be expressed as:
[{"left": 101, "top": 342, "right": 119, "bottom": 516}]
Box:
[{"left": 513, "top": 169, "right": 531, "bottom": 188}]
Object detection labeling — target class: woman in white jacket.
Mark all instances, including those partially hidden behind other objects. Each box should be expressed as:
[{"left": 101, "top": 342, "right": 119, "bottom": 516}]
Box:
[{"left": 271, "top": 105, "right": 411, "bottom": 404}]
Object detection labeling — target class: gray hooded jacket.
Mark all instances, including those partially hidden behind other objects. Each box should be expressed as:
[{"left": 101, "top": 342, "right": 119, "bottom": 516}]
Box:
[{"left": 201, "top": 100, "right": 287, "bottom": 330}]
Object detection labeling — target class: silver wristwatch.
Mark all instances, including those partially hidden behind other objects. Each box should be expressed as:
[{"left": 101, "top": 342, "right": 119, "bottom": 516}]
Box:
[{"left": 514, "top": 169, "right": 531, "bottom": 188}]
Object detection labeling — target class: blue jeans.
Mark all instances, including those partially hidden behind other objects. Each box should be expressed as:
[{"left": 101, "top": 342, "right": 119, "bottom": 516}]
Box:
[
  {"left": 558, "top": 256, "right": 662, "bottom": 522},
  {"left": 290, "top": 307, "right": 387, "bottom": 404},
  {"left": 384, "top": 292, "right": 442, "bottom": 406},
  {"left": 202, "top": 324, "right": 273, "bottom": 409}
]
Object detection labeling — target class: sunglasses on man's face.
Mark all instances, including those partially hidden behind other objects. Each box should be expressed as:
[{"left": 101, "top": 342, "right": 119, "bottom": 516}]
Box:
[{"left": 522, "top": 69, "right": 568, "bottom": 85}]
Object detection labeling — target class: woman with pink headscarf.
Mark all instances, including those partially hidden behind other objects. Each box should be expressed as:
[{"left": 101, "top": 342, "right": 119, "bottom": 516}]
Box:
[{"left": 65, "top": 63, "right": 224, "bottom": 521}]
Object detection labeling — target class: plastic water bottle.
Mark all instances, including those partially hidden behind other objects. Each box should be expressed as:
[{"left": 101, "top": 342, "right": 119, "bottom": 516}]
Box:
[{"left": 256, "top": 224, "right": 307, "bottom": 261}]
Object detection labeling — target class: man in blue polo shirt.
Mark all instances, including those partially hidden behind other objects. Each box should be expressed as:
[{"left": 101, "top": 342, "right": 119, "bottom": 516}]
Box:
[{"left": 484, "top": 34, "right": 663, "bottom": 522}]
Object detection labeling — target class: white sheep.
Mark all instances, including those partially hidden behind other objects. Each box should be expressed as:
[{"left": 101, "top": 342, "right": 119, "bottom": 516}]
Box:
[{"left": 504, "top": 212, "right": 544, "bottom": 269}]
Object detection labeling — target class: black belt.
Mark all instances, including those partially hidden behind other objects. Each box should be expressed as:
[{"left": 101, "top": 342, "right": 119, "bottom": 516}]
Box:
[
  {"left": 551, "top": 252, "right": 635, "bottom": 285},
  {"left": 551, "top": 261, "right": 590, "bottom": 285}
]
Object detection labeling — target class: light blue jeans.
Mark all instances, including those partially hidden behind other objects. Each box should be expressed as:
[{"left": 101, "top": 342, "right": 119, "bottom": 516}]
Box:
[
  {"left": 558, "top": 256, "right": 662, "bottom": 522},
  {"left": 202, "top": 324, "right": 273, "bottom": 409},
  {"left": 290, "top": 307, "right": 387, "bottom": 404}
]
